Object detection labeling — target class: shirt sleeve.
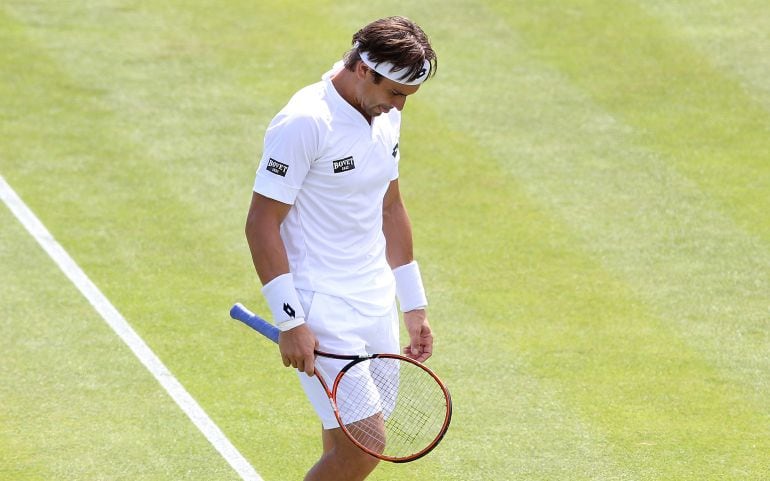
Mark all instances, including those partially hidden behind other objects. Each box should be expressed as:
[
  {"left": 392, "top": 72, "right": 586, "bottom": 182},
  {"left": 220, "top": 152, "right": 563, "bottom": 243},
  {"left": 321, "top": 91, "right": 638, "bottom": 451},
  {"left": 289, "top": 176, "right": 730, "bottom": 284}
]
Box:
[
  {"left": 389, "top": 146, "right": 399, "bottom": 181},
  {"left": 253, "top": 111, "right": 319, "bottom": 205},
  {"left": 389, "top": 110, "right": 401, "bottom": 181}
]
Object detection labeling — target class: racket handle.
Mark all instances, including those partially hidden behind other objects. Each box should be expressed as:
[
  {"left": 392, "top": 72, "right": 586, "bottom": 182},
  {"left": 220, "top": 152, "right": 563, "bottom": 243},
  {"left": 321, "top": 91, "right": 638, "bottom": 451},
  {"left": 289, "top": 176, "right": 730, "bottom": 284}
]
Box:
[{"left": 230, "top": 303, "right": 280, "bottom": 344}]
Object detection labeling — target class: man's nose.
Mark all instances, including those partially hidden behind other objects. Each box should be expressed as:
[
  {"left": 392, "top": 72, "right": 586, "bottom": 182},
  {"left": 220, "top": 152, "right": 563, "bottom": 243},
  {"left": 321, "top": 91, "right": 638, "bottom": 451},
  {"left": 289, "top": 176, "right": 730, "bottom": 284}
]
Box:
[{"left": 392, "top": 96, "right": 407, "bottom": 111}]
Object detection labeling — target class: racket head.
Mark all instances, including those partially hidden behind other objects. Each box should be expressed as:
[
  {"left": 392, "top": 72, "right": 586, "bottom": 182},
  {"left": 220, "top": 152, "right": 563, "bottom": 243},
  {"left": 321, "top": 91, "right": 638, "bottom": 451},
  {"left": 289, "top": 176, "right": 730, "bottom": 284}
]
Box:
[{"left": 328, "top": 353, "right": 452, "bottom": 463}]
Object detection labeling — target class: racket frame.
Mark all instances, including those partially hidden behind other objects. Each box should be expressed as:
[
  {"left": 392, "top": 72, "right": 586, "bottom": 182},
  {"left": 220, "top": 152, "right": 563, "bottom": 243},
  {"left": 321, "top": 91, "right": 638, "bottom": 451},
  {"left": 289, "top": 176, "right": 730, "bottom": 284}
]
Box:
[{"left": 229, "top": 303, "right": 452, "bottom": 463}]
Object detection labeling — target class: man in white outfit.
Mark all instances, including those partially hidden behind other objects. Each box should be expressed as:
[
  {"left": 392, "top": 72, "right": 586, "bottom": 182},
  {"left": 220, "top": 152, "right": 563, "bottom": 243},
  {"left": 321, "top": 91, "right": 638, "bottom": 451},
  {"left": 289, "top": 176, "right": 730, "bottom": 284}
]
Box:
[{"left": 245, "top": 16, "right": 438, "bottom": 481}]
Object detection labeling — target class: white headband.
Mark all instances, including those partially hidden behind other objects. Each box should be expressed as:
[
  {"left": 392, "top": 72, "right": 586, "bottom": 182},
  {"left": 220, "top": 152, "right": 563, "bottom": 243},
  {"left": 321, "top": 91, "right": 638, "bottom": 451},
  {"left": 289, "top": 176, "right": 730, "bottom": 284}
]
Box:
[{"left": 356, "top": 44, "right": 431, "bottom": 86}]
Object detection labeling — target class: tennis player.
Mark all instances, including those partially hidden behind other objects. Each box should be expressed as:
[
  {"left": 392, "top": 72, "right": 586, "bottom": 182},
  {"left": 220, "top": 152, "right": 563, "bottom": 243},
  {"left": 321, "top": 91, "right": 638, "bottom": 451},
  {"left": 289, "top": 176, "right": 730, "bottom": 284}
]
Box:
[{"left": 245, "top": 16, "right": 438, "bottom": 481}]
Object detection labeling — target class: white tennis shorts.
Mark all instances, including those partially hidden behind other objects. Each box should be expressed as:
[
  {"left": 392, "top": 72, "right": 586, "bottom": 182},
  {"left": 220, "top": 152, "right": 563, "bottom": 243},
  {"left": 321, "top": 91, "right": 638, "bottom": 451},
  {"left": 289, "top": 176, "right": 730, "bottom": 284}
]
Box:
[{"left": 296, "top": 290, "right": 400, "bottom": 429}]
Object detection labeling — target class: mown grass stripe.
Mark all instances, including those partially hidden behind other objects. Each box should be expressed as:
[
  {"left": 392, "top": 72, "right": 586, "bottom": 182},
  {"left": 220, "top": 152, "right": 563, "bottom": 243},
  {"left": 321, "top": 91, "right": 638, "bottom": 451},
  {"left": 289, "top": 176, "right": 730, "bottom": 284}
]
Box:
[
  {"left": 405, "top": 95, "right": 770, "bottom": 480},
  {"left": 0, "top": 174, "right": 263, "bottom": 481},
  {"left": 398, "top": 112, "right": 636, "bottom": 481},
  {"left": 0, "top": 192, "right": 246, "bottom": 481},
  {"left": 639, "top": 0, "right": 770, "bottom": 112},
  {"left": 0, "top": 6, "right": 262, "bottom": 480},
  {"left": 489, "top": 0, "right": 770, "bottom": 244},
  {"left": 479, "top": 0, "right": 770, "bottom": 404},
  {"left": 408, "top": 1, "right": 770, "bottom": 478}
]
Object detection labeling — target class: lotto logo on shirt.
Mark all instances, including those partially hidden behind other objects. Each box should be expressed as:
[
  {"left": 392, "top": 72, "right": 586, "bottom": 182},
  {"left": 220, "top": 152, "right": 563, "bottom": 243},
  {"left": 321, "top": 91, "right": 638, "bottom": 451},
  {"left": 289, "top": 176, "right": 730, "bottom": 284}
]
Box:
[
  {"left": 333, "top": 156, "right": 355, "bottom": 173},
  {"left": 266, "top": 158, "right": 289, "bottom": 177}
]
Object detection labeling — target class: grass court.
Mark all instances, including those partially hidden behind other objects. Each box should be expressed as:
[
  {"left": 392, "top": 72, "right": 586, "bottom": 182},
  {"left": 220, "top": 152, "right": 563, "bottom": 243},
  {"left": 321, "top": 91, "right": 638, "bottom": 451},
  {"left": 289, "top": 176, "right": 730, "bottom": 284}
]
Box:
[{"left": 1, "top": 1, "right": 769, "bottom": 480}]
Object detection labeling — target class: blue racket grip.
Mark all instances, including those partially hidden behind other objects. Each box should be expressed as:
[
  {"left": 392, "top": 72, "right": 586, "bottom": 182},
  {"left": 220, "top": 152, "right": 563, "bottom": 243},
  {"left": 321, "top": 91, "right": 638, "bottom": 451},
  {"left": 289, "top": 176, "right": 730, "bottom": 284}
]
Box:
[{"left": 230, "top": 303, "right": 280, "bottom": 344}]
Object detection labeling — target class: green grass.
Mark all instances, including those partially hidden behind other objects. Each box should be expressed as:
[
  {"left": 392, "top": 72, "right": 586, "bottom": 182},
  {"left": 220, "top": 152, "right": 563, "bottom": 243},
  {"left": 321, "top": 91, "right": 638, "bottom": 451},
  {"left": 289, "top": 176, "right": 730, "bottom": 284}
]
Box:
[{"left": 2, "top": 1, "right": 769, "bottom": 480}]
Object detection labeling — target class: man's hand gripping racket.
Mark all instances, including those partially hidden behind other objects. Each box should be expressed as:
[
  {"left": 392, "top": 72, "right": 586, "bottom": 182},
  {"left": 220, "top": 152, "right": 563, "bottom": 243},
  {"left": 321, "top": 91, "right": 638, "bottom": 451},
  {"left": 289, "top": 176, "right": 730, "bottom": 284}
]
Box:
[{"left": 230, "top": 303, "right": 452, "bottom": 463}]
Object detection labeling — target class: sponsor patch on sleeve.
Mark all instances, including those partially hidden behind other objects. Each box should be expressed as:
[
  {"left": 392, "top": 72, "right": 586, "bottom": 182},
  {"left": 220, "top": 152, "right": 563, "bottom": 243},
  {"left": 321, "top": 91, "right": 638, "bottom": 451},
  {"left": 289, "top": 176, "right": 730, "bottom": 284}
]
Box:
[{"left": 266, "top": 158, "right": 289, "bottom": 177}]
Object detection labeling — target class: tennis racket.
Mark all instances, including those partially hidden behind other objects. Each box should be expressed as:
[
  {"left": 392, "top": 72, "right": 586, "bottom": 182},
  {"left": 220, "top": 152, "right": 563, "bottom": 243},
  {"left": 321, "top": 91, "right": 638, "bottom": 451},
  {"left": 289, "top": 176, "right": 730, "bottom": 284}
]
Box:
[{"left": 229, "top": 302, "right": 452, "bottom": 463}]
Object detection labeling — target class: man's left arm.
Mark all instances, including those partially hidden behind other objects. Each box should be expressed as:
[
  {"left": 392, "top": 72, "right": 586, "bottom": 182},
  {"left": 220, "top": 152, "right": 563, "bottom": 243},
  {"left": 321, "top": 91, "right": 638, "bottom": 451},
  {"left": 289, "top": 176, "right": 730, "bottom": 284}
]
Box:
[{"left": 382, "top": 179, "right": 433, "bottom": 362}]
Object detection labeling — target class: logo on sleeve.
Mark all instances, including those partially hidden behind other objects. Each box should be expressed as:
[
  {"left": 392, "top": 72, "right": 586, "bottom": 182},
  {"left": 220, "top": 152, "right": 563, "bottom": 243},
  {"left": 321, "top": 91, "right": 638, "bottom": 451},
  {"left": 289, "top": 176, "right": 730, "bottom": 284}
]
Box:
[
  {"left": 392, "top": 142, "right": 399, "bottom": 158},
  {"left": 332, "top": 156, "right": 355, "bottom": 173},
  {"left": 266, "top": 158, "right": 289, "bottom": 177}
]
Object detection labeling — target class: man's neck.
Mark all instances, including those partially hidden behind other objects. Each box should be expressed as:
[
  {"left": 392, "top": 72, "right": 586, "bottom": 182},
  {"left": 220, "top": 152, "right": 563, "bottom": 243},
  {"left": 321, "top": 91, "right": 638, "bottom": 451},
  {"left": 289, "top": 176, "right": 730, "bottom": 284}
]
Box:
[{"left": 331, "top": 69, "right": 371, "bottom": 123}]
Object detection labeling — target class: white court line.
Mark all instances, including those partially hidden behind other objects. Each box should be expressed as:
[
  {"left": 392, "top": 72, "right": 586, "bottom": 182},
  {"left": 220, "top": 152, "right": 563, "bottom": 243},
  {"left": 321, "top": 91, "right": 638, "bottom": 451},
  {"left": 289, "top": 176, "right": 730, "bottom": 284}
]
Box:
[{"left": 0, "top": 174, "right": 264, "bottom": 481}]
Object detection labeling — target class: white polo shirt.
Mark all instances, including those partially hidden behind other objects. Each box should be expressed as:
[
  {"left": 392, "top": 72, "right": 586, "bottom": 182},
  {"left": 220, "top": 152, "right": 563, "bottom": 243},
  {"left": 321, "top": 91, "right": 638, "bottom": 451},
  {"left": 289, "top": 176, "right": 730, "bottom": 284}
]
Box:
[{"left": 253, "top": 63, "right": 400, "bottom": 316}]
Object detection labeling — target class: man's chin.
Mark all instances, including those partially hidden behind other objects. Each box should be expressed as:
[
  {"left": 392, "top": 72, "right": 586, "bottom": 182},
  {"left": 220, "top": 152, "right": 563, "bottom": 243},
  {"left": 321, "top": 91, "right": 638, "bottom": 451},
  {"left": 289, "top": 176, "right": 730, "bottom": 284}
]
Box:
[{"left": 369, "top": 106, "right": 390, "bottom": 117}]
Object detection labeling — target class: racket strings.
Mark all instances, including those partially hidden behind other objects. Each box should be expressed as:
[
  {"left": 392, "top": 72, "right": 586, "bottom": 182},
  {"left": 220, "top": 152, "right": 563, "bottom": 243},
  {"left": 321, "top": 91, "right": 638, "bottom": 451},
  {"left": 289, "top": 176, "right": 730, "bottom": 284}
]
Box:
[{"left": 335, "top": 357, "right": 448, "bottom": 459}]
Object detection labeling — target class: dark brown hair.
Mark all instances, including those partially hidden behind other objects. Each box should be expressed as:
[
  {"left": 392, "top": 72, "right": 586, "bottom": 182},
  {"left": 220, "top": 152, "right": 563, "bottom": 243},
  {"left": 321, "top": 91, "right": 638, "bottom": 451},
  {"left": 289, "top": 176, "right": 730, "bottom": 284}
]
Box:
[{"left": 343, "top": 16, "right": 437, "bottom": 84}]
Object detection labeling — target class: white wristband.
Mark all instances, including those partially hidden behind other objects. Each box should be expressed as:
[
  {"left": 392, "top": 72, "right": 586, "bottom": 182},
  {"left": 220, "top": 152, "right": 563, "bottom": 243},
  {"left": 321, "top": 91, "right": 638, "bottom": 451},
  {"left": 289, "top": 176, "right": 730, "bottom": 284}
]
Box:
[
  {"left": 261, "top": 273, "right": 306, "bottom": 331},
  {"left": 393, "top": 260, "right": 428, "bottom": 312}
]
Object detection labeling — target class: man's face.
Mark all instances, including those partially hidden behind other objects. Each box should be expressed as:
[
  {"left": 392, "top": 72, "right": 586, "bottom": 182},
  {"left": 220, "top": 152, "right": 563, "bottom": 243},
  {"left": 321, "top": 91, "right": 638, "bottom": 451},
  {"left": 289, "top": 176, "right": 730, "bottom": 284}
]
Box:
[{"left": 357, "top": 65, "right": 421, "bottom": 119}]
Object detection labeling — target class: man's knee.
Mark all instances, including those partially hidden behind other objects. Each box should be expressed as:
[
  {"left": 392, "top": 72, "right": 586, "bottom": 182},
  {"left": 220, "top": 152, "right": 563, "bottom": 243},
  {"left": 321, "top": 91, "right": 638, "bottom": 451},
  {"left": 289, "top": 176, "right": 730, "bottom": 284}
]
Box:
[{"left": 324, "top": 428, "right": 380, "bottom": 472}]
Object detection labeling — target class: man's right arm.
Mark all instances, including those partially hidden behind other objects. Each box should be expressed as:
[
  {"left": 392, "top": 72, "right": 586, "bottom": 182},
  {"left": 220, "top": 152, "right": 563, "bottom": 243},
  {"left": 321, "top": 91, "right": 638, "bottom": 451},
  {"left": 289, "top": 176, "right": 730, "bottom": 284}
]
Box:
[
  {"left": 245, "top": 192, "right": 317, "bottom": 376},
  {"left": 245, "top": 192, "right": 292, "bottom": 284}
]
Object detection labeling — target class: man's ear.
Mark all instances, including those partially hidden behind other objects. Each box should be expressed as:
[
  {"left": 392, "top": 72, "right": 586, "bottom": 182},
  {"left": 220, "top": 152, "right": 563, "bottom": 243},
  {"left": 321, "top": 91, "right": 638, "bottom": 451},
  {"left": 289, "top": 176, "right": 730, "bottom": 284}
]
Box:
[{"left": 355, "top": 61, "right": 369, "bottom": 80}]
